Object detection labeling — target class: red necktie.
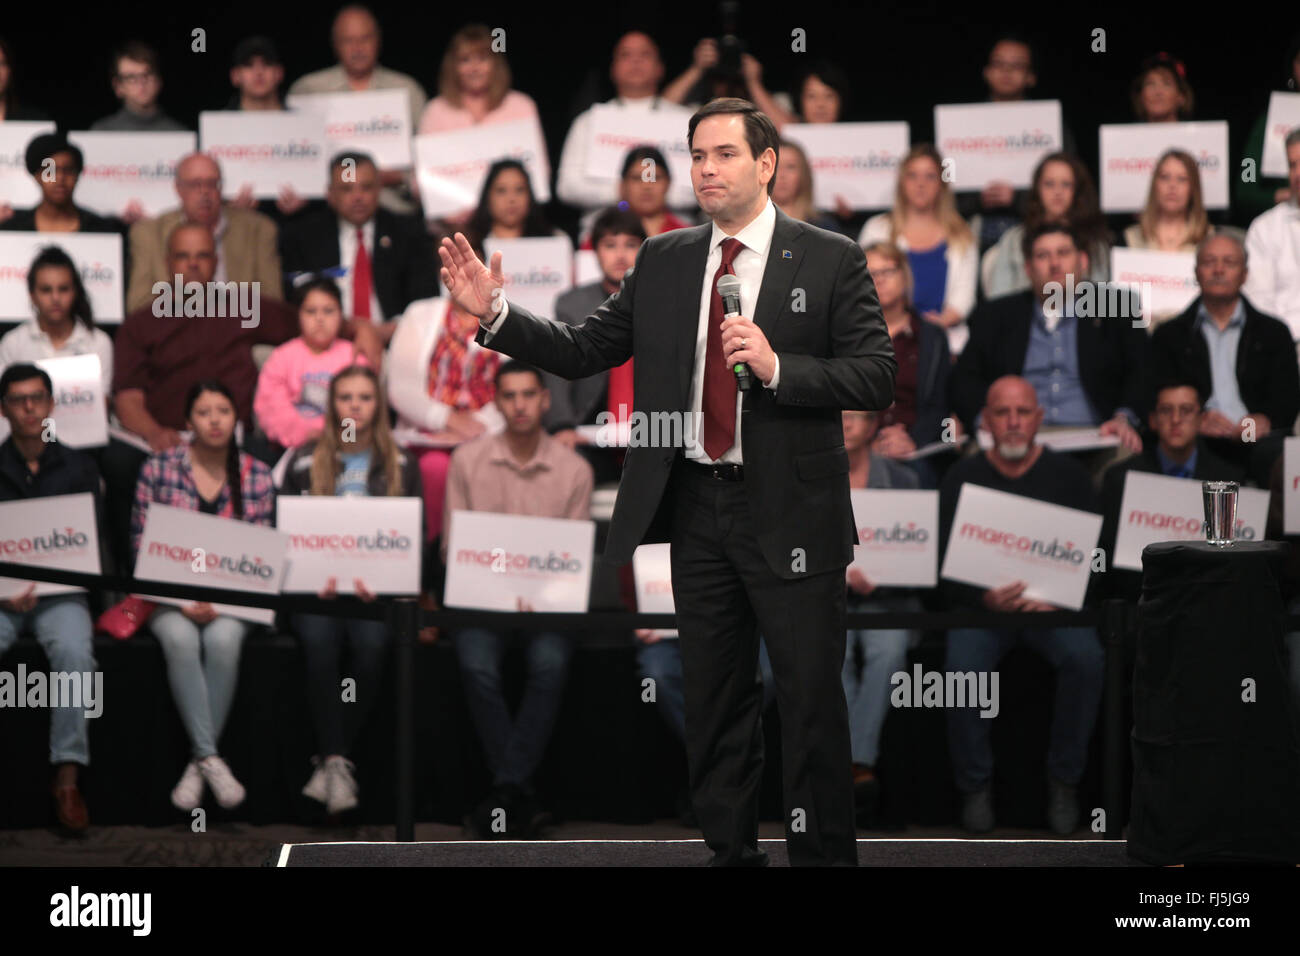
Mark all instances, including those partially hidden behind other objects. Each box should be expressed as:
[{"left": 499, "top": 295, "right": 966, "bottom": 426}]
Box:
[
  {"left": 702, "top": 237, "right": 744, "bottom": 460},
  {"left": 352, "top": 227, "right": 372, "bottom": 320}
]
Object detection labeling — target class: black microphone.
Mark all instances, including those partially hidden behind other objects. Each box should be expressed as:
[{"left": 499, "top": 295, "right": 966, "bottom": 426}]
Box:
[{"left": 716, "top": 274, "right": 751, "bottom": 391}]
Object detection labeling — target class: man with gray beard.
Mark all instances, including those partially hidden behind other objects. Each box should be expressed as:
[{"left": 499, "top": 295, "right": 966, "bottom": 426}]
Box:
[{"left": 937, "top": 375, "right": 1102, "bottom": 835}]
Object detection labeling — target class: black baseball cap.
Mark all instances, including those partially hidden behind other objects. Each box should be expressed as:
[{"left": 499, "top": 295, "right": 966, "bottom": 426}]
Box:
[{"left": 231, "top": 36, "right": 282, "bottom": 68}]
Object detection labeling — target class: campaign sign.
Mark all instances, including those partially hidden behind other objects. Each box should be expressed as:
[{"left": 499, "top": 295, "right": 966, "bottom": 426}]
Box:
[
  {"left": 414, "top": 119, "right": 551, "bottom": 218},
  {"left": 444, "top": 510, "right": 595, "bottom": 612},
  {"left": 1262, "top": 91, "right": 1300, "bottom": 178},
  {"left": 0, "top": 354, "right": 107, "bottom": 449},
  {"left": 584, "top": 103, "right": 695, "bottom": 208},
  {"left": 1114, "top": 471, "right": 1269, "bottom": 570},
  {"left": 277, "top": 496, "right": 422, "bottom": 595},
  {"left": 66, "top": 131, "right": 196, "bottom": 217},
  {"left": 940, "top": 485, "right": 1101, "bottom": 611},
  {"left": 134, "top": 503, "right": 288, "bottom": 624},
  {"left": 1099, "top": 122, "right": 1229, "bottom": 212},
  {"left": 1285, "top": 438, "right": 1300, "bottom": 535},
  {"left": 0, "top": 494, "right": 100, "bottom": 599},
  {"left": 199, "top": 111, "right": 329, "bottom": 200},
  {"left": 781, "top": 122, "right": 910, "bottom": 209},
  {"left": 483, "top": 235, "right": 574, "bottom": 317},
  {"left": 934, "top": 101, "right": 1062, "bottom": 190},
  {"left": 574, "top": 248, "right": 601, "bottom": 286},
  {"left": 286, "top": 90, "right": 413, "bottom": 169},
  {"left": 1109, "top": 247, "right": 1198, "bottom": 324},
  {"left": 849, "top": 489, "right": 938, "bottom": 587},
  {"left": 632, "top": 543, "right": 678, "bottom": 638},
  {"left": 0, "top": 232, "right": 124, "bottom": 323},
  {"left": 0, "top": 121, "right": 56, "bottom": 206}
]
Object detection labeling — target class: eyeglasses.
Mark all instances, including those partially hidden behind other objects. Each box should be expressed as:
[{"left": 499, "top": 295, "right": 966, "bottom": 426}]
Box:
[
  {"left": 2, "top": 391, "right": 51, "bottom": 408},
  {"left": 869, "top": 266, "right": 901, "bottom": 279},
  {"left": 116, "top": 70, "right": 156, "bottom": 85}
]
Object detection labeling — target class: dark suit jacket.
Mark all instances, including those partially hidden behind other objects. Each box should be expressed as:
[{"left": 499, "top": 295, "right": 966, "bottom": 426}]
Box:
[
  {"left": 279, "top": 207, "right": 438, "bottom": 320},
  {"left": 0, "top": 205, "right": 124, "bottom": 235},
  {"left": 475, "top": 208, "right": 898, "bottom": 579},
  {"left": 1150, "top": 295, "right": 1300, "bottom": 434},
  {"left": 906, "top": 310, "right": 952, "bottom": 447},
  {"left": 542, "top": 280, "right": 614, "bottom": 431},
  {"left": 950, "top": 289, "right": 1149, "bottom": 432}
]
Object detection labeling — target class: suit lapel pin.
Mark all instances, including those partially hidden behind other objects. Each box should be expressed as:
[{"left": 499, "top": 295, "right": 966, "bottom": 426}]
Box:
[
  {"left": 379, "top": 235, "right": 392, "bottom": 248},
  {"left": 782, "top": 249, "right": 792, "bottom": 259}
]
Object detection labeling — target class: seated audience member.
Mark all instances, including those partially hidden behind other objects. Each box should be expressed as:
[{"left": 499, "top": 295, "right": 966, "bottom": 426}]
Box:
[
  {"left": 859, "top": 145, "right": 978, "bottom": 354},
  {"left": 951, "top": 223, "right": 1147, "bottom": 457},
  {"left": 288, "top": 5, "right": 426, "bottom": 214},
  {"left": 1099, "top": 379, "right": 1246, "bottom": 599},
  {"left": 544, "top": 207, "right": 645, "bottom": 484},
  {"left": 0, "top": 247, "right": 114, "bottom": 396},
  {"left": 771, "top": 139, "right": 853, "bottom": 237},
  {"left": 1122, "top": 150, "right": 1212, "bottom": 259},
  {"left": 1244, "top": 127, "right": 1300, "bottom": 345},
  {"left": 0, "top": 134, "right": 124, "bottom": 234},
  {"left": 984, "top": 153, "right": 1110, "bottom": 299},
  {"left": 126, "top": 152, "right": 283, "bottom": 311},
  {"left": 1150, "top": 233, "right": 1299, "bottom": 485},
  {"left": 938, "top": 375, "right": 1103, "bottom": 834},
  {"left": 280, "top": 151, "right": 437, "bottom": 344},
  {"left": 441, "top": 361, "right": 594, "bottom": 838},
  {"left": 253, "top": 277, "right": 370, "bottom": 461},
  {"left": 90, "top": 40, "right": 186, "bottom": 132},
  {"left": 1236, "top": 35, "right": 1300, "bottom": 226},
  {"left": 385, "top": 279, "right": 505, "bottom": 545},
  {"left": 0, "top": 364, "right": 102, "bottom": 832},
  {"left": 861, "top": 241, "right": 951, "bottom": 487},
  {"left": 0, "top": 35, "right": 49, "bottom": 121},
  {"left": 1130, "top": 53, "right": 1194, "bottom": 123},
  {"left": 465, "top": 159, "right": 567, "bottom": 250},
  {"left": 280, "top": 365, "right": 420, "bottom": 814},
  {"left": 131, "top": 380, "right": 276, "bottom": 813},
  {"left": 578, "top": 146, "right": 690, "bottom": 248}
]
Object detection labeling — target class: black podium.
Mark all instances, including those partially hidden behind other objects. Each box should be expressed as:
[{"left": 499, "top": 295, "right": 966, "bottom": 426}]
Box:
[{"left": 1129, "top": 541, "right": 1300, "bottom": 863}]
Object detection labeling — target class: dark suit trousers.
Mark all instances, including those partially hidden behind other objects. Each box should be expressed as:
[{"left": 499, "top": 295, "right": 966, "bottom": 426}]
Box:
[{"left": 668, "top": 460, "right": 858, "bottom": 866}]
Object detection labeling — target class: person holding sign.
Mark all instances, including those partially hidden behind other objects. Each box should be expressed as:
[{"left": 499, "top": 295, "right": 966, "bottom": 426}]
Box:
[
  {"left": 465, "top": 159, "right": 565, "bottom": 248},
  {"left": 0, "top": 364, "right": 103, "bottom": 832},
  {"left": 130, "top": 379, "right": 276, "bottom": 813},
  {"left": 280, "top": 364, "right": 420, "bottom": 814},
  {"left": 0, "top": 133, "right": 124, "bottom": 235},
  {"left": 937, "top": 375, "right": 1102, "bottom": 834},
  {"left": 441, "top": 98, "right": 897, "bottom": 865},
  {"left": 1129, "top": 53, "right": 1195, "bottom": 124}
]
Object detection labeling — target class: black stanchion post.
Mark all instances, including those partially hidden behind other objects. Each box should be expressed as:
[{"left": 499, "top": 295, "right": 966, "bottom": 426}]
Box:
[
  {"left": 390, "top": 598, "right": 419, "bottom": 842},
  {"left": 1101, "top": 598, "right": 1128, "bottom": 838}
]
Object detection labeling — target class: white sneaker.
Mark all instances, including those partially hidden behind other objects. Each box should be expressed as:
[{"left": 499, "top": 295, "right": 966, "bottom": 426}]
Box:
[
  {"left": 171, "top": 760, "right": 205, "bottom": 811},
  {"left": 198, "top": 755, "right": 246, "bottom": 809},
  {"left": 325, "top": 756, "right": 358, "bottom": 814},
  {"left": 301, "top": 757, "right": 329, "bottom": 804}
]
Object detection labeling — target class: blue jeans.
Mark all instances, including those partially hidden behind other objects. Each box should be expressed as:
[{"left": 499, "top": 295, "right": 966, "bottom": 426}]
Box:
[
  {"left": 0, "top": 594, "right": 95, "bottom": 765},
  {"left": 149, "top": 607, "right": 249, "bottom": 760},
  {"left": 945, "top": 626, "right": 1103, "bottom": 793},
  {"left": 296, "top": 613, "right": 390, "bottom": 758},
  {"left": 637, "top": 638, "right": 685, "bottom": 742},
  {"left": 454, "top": 628, "right": 573, "bottom": 788},
  {"left": 843, "top": 600, "right": 921, "bottom": 767}
]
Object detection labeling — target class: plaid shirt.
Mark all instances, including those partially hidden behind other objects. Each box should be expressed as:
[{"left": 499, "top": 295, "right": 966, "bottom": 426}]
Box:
[{"left": 130, "top": 445, "right": 275, "bottom": 558}]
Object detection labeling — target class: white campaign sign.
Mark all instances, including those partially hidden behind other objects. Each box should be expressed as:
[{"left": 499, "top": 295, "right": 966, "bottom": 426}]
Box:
[
  {"left": 632, "top": 542, "right": 677, "bottom": 638},
  {"left": 66, "top": 131, "right": 196, "bottom": 218},
  {"left": 134, "top": 502, "right": 288, "bottom": 624},
  {"left": 850, "top": 489, "right": 939, "bottom": 587},
  {"left": 0, "top": 354, "right": 107, "bottom": 449},
  {"left": 444, "top": 510, "right": 595, "bottom": 612},
  {"left": 1099, "top": 121, "right": 1229, "bottom": 212},
  {"left": 286, "top": 90, "right": 413, "bottom": 169},
  {"left": 277, "top": 496, "right": 422, "bottom": 595},
  {"left": 1286, "top": 438, "right": 1300, "bottom": 535},
  {"left": 934, "top": 101, "right": 1062, "bottom": 190},
  {"left": 483, "top": 235, "right": 574, "bottom": 317},
  {"left": 0, "top": 494, "right": 101, "bottom": 599},
  {"left": 781, "top": 122, "right": 910, "bottom": 209},
  {"left": 0, "top": 232, "right": 124, "bottom": 323},
  {"left": 1109, "top": 247, "right": 1199, "bottom": 323},
  {"left": 1114, "top": 471, "right": 1268, "bottom": 570},
  {"left": 199, "top": 111, "right": 329, "bottom": 200},
  {"left": 0, "top": 121, "right": 56, "bottom": 206},
  {"left": 584, "top": 103, "right": 695, "bottom": 208},
  {"left": 1262, "top": 91, "right": 1300, "bottom": 179},
  {"left": 413, "top": 119, "right": 551, "bottom": 218},
  {"left": 574, "top": 249, "right": 601, "bottom": 287},
  {"left": 941, "top": 484, "right": 1101, "bottom": 611}
]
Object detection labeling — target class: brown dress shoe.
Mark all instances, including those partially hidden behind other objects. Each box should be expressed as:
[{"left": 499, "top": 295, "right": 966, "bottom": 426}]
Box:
[{"left": 52, "top": 784, "right": 90, "bottom": 832}]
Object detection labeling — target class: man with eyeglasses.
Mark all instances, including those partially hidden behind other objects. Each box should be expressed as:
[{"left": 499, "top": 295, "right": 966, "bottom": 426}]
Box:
[
  {"left": 125, "top": 152, "right": 283, "bottom": 311},
  {"left": 90, "top": 40, "right": 186, "bottom": 133}
]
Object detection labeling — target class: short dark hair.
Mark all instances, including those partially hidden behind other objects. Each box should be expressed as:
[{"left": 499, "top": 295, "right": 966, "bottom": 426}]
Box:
[
  {"left": 987, "top": 32, "right": 1037, "bottom": 71},
  {"left": 494, "top": 359, "right": 545, "bottom": 390},
  {"left": 111, "top": 40, "right": 160, "bottom": 80},
  {"left": 231, "top": 35, "right": 282, "bottom": 68},
  {"left": 798, "top": 60, "right": 852, "bottom": 117},
  {"left": 687, "top": 98, "right": 780, "bottom": 195},
  {"left": 292, "top": 274, "right": 343, "bottom": 307},
  {"left": 25, "top": 133, "right": 83, "bottom": 177},
  {"left": 0, "top": 363, "right": 53, "bottom": 401},
  {"left": 1022, "top": 221, "right": 1082, "bottom": 262},
  {"left": 590, "top": 206, "right": 647, "bottom": 247},
  {"left": 329, "top": 150, "right": 378, "bottom": 175},
  {"left": 620, "top": 145, "right": 670, "bottom": 181},
  {"left": 1152, "top": 379, "right": 1207, "bottom": 410}
]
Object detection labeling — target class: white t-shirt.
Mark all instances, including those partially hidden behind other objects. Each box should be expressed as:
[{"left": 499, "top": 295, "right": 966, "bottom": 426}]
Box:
[{"left": 0, "top": 319, "right": 114, "bottom": 393}]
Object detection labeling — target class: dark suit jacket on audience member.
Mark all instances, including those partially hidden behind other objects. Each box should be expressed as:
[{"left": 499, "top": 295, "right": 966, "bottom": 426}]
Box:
[
  {"left": 907, "top": 313, "right": 952, "bottom": 447},
  {"left": 541, "top": 280, "right": 615, "bottom": 431}
]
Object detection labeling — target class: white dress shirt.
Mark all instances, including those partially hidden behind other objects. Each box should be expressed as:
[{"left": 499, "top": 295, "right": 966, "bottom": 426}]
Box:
[
  {"left": 1244, "top": 200, "right": 1300, "bottom": 342},
  {"left": 0, "top": 319, "right": 114, "bottom": 394},
  {"left": 212, "top": 213, "right": 229, "bottom": 285},
  {"left": 338, "top": 218, "right": 384, "bottom": 322}
]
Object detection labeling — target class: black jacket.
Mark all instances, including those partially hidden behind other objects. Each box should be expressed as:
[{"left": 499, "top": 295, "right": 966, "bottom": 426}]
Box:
[
  {"left": 279, "top": 438, "right": 421, "bottom": 499},
  {"left": 951, "top": 289, "right": 1149, "bottom": 432},
  {"left": 0, "top": 437, "right": 109, "bottom": 573},
  {"left": 905, "top": 309, "right": 952, "bottom": 447},
  {"left": 1150, "top": 295, "right": 1300, "bottom": 435},
  {"left": 0, "top": 205, "right": 125, "bottom": 236}
]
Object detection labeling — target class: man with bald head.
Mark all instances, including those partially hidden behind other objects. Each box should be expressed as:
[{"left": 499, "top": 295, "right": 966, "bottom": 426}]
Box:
[
  {"left": 126, "top": 153, "right": 283, "bottom": 311},
  {"left": 937, "top": 375, "right": 1102, "bottom": 835}
]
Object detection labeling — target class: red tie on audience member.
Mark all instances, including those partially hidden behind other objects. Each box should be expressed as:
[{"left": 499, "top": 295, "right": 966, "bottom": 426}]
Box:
[
  {"left": 702, "top": 237, "right": 744, "bottom": 460},
  {"left": 607, "top": 358, "right": 634, "bottom": 424},
  {"left": 352, "top": 227, "right": 372, "bottom": 320}
]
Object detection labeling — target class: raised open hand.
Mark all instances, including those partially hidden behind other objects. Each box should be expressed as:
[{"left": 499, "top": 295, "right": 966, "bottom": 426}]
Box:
[{"left": 437, "top": 232, "right": 505, "bottom": 321}]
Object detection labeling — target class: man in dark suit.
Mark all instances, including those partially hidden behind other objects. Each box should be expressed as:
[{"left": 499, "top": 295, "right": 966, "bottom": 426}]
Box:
[
  {"left": 280, "top": 150, "right": 438, "bottom": 343},
  {"left": 438, "top": 98, "right": 897, "bottom": 866},
  {"left": 1150, "top": 233, "right": 1300, "bottom": 487},
  {"left": 951, "top": 222, "right": 1147, "bottom": 453}
]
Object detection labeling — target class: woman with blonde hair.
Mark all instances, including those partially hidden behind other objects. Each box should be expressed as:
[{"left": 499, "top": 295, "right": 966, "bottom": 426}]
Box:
[
  {"left": 859, "top": 145, "right": 978, "bottom": 354},
  {"left": 1123, "top": 149, "right": 1211, "bottom": 252},
  {"left": 771, "top": 139, "right": 852, "bottom": 236}
]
